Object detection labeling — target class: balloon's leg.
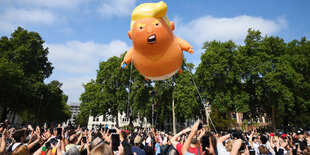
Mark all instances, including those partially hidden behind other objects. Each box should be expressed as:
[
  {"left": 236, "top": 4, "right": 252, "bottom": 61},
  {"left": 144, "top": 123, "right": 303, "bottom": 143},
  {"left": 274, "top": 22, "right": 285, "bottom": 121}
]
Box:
[
  {"left": 178, "top": 68, "right": 183, "bottom": 74},
  {"left": 145, "top": 77, "right": 150, "bottom": 81}
]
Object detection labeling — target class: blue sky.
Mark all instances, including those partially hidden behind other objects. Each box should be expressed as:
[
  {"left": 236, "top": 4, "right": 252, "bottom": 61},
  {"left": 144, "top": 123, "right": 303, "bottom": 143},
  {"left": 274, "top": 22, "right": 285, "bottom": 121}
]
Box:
[{"left": 1, "top": 0, "right": 309, "bottom": 104}]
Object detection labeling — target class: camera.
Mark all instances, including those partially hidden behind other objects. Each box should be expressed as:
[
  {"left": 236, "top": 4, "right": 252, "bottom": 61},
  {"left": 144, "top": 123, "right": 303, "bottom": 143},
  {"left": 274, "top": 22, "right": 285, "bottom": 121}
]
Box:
[
  {"left": 198, "top": 122, "right": 203, "bottom": 130},
  {"left": 46, "top": 138, "right": 58, "bottom": 149}
]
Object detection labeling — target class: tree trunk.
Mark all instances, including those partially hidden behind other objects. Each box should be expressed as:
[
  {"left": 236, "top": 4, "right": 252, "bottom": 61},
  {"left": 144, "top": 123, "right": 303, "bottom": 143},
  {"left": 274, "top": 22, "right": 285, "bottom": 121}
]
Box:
[
  {"left": 11, "top": 112, "right": 16, "bottom": 124},
  {"left": 272, "top": 106, "right": 276, "bottom": 132},
  {"left": 283, "top": 106, "right": 288, "bottom": 133},
  {"left": 116, "top": 112, "right": 119, "bottom": 127},
  {"left": 1, "top": 105, "right": 8, "bottom": 122},
  {"left": 172, "top": 92, "right": 176, "bottom": 135}
]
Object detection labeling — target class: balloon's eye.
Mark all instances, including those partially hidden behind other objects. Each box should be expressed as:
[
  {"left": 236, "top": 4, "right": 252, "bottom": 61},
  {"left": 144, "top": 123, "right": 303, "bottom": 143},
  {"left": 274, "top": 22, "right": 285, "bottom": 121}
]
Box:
[
  {"left": 155, "top": 23, "right": 159, "bottom": 26},
  {"left": 139, "top": 26, "right": 143, "bottom": 29}
]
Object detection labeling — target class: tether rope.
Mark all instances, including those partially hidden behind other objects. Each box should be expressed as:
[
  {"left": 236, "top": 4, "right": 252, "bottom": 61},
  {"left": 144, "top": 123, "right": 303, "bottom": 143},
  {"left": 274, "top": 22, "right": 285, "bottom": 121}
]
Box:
[
  {"left": 126, "top": 57, "right": 133, "bottom": 118},
  {"left": 183, "top": 61, "right": 218, "bottom": 134}
]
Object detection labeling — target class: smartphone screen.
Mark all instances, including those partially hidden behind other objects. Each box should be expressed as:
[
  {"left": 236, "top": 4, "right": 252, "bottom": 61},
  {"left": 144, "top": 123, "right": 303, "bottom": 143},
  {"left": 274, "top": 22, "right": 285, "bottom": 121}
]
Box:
[
  {"left": 57, "top": 128, "right": 62, "bottom": 135},
  {"left": 56, "top": 128, "right": 62, "bottom": 140},
  {"left": 40, "top": 128, "right": 44, "bottom": 135},
  {"left": 112, "top": 134, "right": 120, "bottom": 151},
  {"left": 109, "top": 129, "right": 116, "bottom": 134},
  {"left": 198, "top": 122, "right": 203, "bottom": 130},
  {"left": 82, "top": 137, "right": 87, "bottom": 143}
]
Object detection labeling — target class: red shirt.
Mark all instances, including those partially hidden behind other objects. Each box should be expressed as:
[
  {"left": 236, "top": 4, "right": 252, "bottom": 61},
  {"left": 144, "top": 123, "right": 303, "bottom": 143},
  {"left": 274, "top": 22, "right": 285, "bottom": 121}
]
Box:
[{"left": 176, "top": 142, "right": 202, "bottom": 155}]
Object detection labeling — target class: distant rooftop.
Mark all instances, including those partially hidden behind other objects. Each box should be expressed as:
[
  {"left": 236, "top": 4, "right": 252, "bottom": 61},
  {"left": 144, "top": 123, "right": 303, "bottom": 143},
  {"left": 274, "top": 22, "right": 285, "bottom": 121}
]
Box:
[{"left": 68, "top": 102, "right": 80, "bottom": 106}]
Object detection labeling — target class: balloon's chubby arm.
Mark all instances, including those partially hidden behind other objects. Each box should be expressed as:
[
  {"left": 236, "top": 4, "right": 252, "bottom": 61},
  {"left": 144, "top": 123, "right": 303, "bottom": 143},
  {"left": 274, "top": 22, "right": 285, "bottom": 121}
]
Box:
[
  {"left": 121, "top": 48, "right": 133, "bottom": 69},
  {"left": 176, "top": 37, "right": 194, "bottom": 54}
]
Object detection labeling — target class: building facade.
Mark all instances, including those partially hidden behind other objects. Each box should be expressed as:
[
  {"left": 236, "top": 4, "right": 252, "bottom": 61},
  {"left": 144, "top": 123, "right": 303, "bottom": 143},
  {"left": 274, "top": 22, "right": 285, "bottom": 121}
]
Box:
[
  {"left": 67, "top": 102, "right": 80, "bottom": 126},
  {"left": 87, "top": 112, "right": 152, "bottom": 130}
]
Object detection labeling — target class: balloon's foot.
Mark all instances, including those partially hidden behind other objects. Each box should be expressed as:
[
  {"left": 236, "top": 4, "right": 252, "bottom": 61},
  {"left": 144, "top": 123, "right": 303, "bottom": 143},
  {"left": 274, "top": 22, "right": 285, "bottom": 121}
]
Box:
[
  {"left": 145, "top": 77, "right": 150, "bottom": 81},
  {"left": 178, "top": 68, "right": 183, "bottom": 74}
]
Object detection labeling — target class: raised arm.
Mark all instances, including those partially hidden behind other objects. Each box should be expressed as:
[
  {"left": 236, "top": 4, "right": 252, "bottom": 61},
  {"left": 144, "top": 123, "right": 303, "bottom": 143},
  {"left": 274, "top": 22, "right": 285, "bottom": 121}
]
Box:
[
  {"left": 176, "top": 37, "right": 194, "bottom": 54},
  {"left": 170, "top": 127, "right": 191, "bottom": 149},
  {"left": 230, "top": 139, "right": 242, "bottom": 155},
  {"left": 28, "top": 132, "right": 41, "bottom": 150},
  {"left": 151, "top": 128, "right": 158, "bottom": 143},
  {"left": 217, "top": 134, "right": 231, "bottom": 144},
  {"left": 0, "top": 129, "right": 7, "bottom": 154},
  {"left": 121, "top": 48, "right": 133, "bottom": 69},
  {"left": 181, "top": 122, "right": 199, "bottom": 155}
]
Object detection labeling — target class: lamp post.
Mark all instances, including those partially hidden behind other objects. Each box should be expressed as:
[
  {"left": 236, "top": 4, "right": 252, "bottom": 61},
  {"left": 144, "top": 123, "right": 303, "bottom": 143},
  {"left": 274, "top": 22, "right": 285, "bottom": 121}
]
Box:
[{"left": 151, "top": 90, "right": 156, "bottom": 128}]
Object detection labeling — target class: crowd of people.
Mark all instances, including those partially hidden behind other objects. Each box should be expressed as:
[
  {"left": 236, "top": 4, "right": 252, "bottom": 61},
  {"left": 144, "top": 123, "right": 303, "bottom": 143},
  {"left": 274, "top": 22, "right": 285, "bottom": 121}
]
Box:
[{"left": 0, "top": 120, "right": 310, "bottom": 155}]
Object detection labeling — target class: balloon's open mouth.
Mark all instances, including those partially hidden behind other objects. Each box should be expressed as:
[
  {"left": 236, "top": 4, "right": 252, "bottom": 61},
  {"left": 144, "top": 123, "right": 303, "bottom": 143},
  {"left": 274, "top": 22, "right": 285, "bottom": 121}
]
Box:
[{"left": 147, "top": 34, "right": 156, "bottom": 44}]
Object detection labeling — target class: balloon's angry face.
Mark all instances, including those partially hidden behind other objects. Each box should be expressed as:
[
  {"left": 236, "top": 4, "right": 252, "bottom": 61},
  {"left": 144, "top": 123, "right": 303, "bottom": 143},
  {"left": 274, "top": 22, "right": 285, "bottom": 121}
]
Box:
[{"left": 131, "top": 18, "right": 173, "bottom": 49}]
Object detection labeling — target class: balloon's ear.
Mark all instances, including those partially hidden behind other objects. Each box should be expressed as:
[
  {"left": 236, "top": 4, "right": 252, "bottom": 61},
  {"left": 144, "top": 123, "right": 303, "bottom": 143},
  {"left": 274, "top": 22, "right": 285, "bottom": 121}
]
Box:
[
  {"left": 170, "top": 22, "right": 175, "bottom": 31},
  {"left": 128, "top": 31, "right": 132, "bottom": 40}
]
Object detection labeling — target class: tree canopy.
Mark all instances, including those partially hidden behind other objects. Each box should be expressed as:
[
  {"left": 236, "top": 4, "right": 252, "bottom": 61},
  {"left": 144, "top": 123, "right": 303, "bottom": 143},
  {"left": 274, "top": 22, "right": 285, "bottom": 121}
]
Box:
[
  {"left": 0, "top": 27, "right": 70, "bottom": 123},
  {"left": 80, "top": 29, "right": 310, "bottom": 130}
]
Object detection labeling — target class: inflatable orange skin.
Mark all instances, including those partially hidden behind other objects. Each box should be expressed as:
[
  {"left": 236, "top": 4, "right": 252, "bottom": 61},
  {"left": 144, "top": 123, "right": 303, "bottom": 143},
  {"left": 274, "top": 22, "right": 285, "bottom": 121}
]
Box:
[{"left": 121, "top": 17, "right": 193, "bottom": 80}]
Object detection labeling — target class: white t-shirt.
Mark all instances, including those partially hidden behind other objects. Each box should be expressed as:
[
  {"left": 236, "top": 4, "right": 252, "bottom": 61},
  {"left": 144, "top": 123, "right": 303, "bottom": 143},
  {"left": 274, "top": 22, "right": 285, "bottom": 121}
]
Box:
[
  {"left": 253, "top": 142, "right": 260, "bottom": 154},
  {"left": 12, "top": 143, "right": 27, "bottom": 151},
  {"left": 217, "top": 142, "right": 230, "bottom": 155}
]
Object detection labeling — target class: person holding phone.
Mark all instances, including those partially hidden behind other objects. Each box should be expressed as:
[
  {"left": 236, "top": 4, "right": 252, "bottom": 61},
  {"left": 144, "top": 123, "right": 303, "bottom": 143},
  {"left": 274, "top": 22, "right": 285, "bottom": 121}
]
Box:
[
  {"left": 181, "top": 122, "right": 208, "bottom": 155},
  {"left": 131, "top": 135, "right": 146, "bottom": 155},
  {"left": 115, "top": 127, "right": 132, "bottom": 155}
]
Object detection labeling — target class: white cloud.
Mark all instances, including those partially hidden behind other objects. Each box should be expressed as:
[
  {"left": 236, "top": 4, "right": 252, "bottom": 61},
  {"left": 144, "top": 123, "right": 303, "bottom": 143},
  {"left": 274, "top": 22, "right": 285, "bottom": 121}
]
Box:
[
  {"left": 174, "top": 15, "right": 287, "bottom": 45},
  {"left": 60, "top": 76, "right": 95, "bottom": 103},
  {"left": 46, "top": 40, "right": 130, "bottom": 75},
  {"left": 14, "top": 0, "right": 87, "bottom": 9},
  {"left": 97, "top": 0, "right": 136, "bottom": 18},
  {"left": 0, "top": 8, "right": 56, "bottom": 33},
  {"left": 46, "top": 40, "right": 130, "bottom": 103}
]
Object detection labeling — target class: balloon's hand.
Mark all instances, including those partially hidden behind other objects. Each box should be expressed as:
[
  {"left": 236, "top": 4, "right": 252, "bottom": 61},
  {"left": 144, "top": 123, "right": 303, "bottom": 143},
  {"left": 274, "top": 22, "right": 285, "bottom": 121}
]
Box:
[
  {"left": 121, "top": 62, "right": 127, "bottom": 69},
  {"left": 188, "top": 47, "right": 194, "bottom": 54}
]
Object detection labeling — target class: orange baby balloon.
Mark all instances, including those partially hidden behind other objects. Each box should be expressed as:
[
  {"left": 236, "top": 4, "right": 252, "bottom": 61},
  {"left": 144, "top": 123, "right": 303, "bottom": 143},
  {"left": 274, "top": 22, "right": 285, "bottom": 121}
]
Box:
[{"left": 121, "top": 1, "right": 193, "bottom": 80}]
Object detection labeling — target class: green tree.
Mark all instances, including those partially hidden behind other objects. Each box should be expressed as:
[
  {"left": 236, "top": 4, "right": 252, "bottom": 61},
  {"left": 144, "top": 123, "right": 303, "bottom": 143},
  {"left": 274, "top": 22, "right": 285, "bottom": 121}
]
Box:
[
  {"left": 196, "top": 40, "right": 249, "bottom": 115},
  {"left": 174, "top": 62, "right": 200, "bottom": 123},
  {"left": 80, "top": 55, "right": 131, "bottom": 127},
  {"left": 0, "top": 27, "right": 70, "bottom": 123},
  {"left": 19, "top": 80, "right": 71, "bottom": 123}
]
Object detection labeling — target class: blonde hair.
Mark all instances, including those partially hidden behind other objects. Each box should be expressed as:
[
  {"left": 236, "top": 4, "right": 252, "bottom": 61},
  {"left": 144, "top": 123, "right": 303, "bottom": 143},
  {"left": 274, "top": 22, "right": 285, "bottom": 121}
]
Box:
[
  {"left": 258, "top": 145, "right": 269, "bottom": 154},
  {"left": 90, "top": 143, "right": 113, "bottom": 155},
  {"left": 130, "top": 1, "right": 170, "bottom": 31},
  {"left": 12, "top": 145, "right": 28, "bottom": 155},
  {"left": 225, "top": 140, "right": 234, "bottom": 152}
]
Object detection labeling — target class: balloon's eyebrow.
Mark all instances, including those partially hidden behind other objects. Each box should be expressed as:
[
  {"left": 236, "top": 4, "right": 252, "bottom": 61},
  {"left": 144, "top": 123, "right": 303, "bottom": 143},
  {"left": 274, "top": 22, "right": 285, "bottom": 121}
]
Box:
[
  {"left": 137, "top": 23, "right": 146, "bottom": 27},
  {"left": 152, "top": 19, "right": 160, "bottom": 25}
]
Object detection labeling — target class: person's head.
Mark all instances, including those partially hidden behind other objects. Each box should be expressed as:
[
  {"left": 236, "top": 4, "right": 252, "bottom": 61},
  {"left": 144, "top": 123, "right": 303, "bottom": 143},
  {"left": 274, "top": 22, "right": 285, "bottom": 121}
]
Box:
[
  {"left": 90, "top": 137, "right": 103, "bottom": 150},
  {"left": 69, "top": 134, "right": 78, "bottom": 144},
  {"left": 205, "top": 131, "right": 217, "bottom": 149},
  {"left": 260, "top": 135, "right": 268, "bottom": 144},
  {"left": 66, "top": 146, "right": 80, "bottom": 155},
  {"left": 168, "top": 149, "right": 178, "bottom": 155},
  {"left": 13, "top": 129, "right": 26, "bottom": 143},
  {"left": 225, "top": 140, "right": 234, "bottom": 152},
  {"left": 258, "top": 145, "right": 269, "bottom": 154},
  {"left": 134, "top": 135, "right": 142, "bottom": 147},
  {"left": 47, "top": 127, "right": 54, "bottom": 137},
  {"left": 121, "top": 131, "right": 127, "bottom": 140},
  {"left": 90, "top": 143, "right": 113, "bottom": 155},
  {"left": 297, "top": 129, "right": 304, "bottom": 139},
  {"left": 190, "top": 136, "right": 198, "bottom": 145},
  {"left": 12, "top": 145, "right": 28, "bottom": 155}
]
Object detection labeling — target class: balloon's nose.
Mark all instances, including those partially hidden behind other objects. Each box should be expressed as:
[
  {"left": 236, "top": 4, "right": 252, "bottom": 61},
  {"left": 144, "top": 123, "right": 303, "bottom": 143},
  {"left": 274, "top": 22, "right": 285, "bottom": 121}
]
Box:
[{"left": 147, "top": 25, "right": 153, "bottom": 34}]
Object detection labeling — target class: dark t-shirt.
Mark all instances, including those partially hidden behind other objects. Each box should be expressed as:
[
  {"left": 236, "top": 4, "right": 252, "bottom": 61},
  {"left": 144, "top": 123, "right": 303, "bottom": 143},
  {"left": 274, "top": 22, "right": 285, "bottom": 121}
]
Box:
[{"left": 132, "top": 146, "right": 146, "bottom": 155}]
